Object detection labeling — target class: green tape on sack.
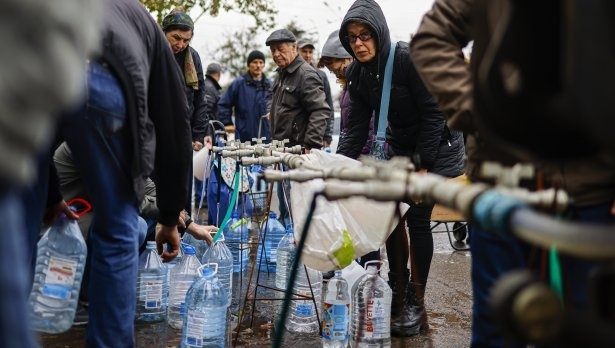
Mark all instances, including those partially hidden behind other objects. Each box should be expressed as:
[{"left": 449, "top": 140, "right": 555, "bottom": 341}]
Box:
[{"left": 332, "top": 230, "right": 355, "bottom": 268}]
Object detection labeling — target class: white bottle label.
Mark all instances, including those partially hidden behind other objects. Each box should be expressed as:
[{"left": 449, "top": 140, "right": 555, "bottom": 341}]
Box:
[
  {"left": 42, "top": 256, "right": 78, "bottom": 300},
  {"left": 364, "top": 298, "right": 388, "bottom": 338},
  {"left": 322, "top": 302, "right": 349, "bottom": 340},
  {"left": 185, "top": 310, "right": 206, "bottom": 346},
  {"left": 144, "top": 279, "right": 163, "bottom": 309},
  {"left": 294, "top": 289, "right": 314, "bottom": 315}
]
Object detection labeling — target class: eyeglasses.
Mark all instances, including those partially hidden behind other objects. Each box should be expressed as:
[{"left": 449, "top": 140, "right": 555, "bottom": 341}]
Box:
[{"left": 346, "top": 31, "right": 373, "bottom": 43}]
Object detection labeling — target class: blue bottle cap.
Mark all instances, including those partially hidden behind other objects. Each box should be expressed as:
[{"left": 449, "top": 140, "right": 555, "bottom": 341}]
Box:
[
  {"left": 202, "top": 267, "right": 215, "bottom": 277},
  {"left": 183, "top": 244, "right": 196, "bottom": 255},
  {"left": 269, "top": 212, "right": 278, "bottom": 219}
]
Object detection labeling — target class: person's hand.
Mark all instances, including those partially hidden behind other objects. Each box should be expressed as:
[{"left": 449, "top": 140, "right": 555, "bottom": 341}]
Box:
[
  {"left": 43, "top": 200, "right": 80, "bottom": 226},
  {"left": 192, "top": 141, "right": 203, "bottom": 151},
  {"left": 178, "top": 210, "right": 188, "bottom": 228},
  {"left": 224, "top": 124, "right": 235, "bottom": 134},
  {"left": 187, "top": 223, "right": 218, "bottom": 245},
  {"left": 611, "top": 200, "right": 615, "bottom": 216},
  {"left": 203, "top": 135, "right": 213, "bottom": 149},
  {"left": 156, "top": 224, "right": 180, "bottom": 262}
]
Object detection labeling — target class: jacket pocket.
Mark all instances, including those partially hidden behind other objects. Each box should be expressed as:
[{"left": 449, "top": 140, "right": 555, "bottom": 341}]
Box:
[{"left": 280, "top": 85, "right": 297, "bottom": 107}]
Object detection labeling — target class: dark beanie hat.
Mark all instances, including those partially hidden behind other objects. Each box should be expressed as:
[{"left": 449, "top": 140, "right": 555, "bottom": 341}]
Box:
[{"left": 247, "top": 50, "right": 266, "bottom": 66}]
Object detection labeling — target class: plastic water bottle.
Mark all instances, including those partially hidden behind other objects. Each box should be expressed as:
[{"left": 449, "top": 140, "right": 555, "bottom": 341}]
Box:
[
  {"left": 29, "top": 214, "right": 87, "bottom": 333},
  {"left": 168, "top": 244, "right": 202, "bottom": 329},
  {"left": 256, "top": 212, "right": 285, "bottom": 272},
  {"left": 136, "top": 241, "right": 168, "bottom": 322},
  {"left": 224, "top": 211, "right": 250, "bottom": 273},
  {"left": 182, "top": 233, "right": 209, "bottom": 261},
  {"left": 275, "top": 227, "right": 296, "bottom": 289},
  {"left": 201, "top": 234, "right": 233, "bottom": 306},
  {"left": 164, "top": 242, "right": 185, "bottom": 308},
  {"left": 349, "top": 261, "right": 392, "bottom": 347},
  {"left": 322, "top": 269, "right": 350, "bottom": 347},
  {"left": 181, "top": 264, "right": 229, "bottom": 348},
  {"left": 285, "top": 263, "right": 322, "bottom": 334}
]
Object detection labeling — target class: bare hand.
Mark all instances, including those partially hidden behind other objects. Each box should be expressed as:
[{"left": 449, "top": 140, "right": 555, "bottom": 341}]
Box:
[
  {"left": 178, "top": 210, "right": 187, "bottom": 228},
  {"left": 156, "top": 224, "right": 181, "bottom": 262},
  {"left": 187, "top": 223, "right": 218, "bottom": 245},
  {"left": 192, "top": 141, "right": 203, "bottom": 151},
  {"left": 43, "top": 200, "right": 80, "bottom": 226},
  {"left": 203, "top": 136, "right": 213, "bottom": 149}
]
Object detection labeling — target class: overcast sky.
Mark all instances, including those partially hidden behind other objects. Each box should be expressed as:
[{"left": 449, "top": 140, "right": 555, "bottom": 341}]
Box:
[{"left": 191, "top": 0, "right": 436, "bottom": 85}]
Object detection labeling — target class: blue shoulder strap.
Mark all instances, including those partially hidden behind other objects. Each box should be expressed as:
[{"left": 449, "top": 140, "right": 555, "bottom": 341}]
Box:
[{"left": 376, "top": 42, "right": 396, "bottom": 140}]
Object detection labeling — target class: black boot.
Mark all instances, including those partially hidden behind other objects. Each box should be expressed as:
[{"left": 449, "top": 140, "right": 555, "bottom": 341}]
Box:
[
  {"left": 388, "top": 270, "right": 409, "bottom": 317},
  {"left": 391, "top": 282, "right": 429, "bottom": 336}
]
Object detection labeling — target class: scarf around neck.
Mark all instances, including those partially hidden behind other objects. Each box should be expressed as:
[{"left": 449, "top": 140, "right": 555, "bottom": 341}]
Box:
[{"left": 183, "top": 48, "right": 198, "bottom": 90}]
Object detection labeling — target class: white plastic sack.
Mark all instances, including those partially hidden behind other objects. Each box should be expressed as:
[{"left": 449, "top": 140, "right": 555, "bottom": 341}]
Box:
[
  {"left": 291, "top": 150, "right": 409, "bottom": 272},
  {"left": 193, "top": 148, "right": 210, "bottom": 181}
]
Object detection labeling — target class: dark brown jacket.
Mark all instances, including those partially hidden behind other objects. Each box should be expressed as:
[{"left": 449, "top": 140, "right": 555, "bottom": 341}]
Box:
[
  {"left": 270, "top": 54, "right": 330, "bottom": 149},
  {"left": 410, "top": 0, "right": 615, "bottom": 207}
]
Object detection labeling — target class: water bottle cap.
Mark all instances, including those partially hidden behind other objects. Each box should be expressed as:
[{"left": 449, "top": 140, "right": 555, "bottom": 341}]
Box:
[
  {"left": 232, "top": 211, "right": 240, "bottom": 218},
  {"left": 286, "top": 227, "right": 294, "bottom": 233},
  {"left": 199, "top": 263, "right": 218, "bottom": 277},
  {"left": 268, "top": 212, "right": 278, "bottom": 219},
  {"left": 183, "top": 244, "right": 196, "bottom": 255},
  {"left": 366, "top": 265, "right": 378, "bottom": 274}
]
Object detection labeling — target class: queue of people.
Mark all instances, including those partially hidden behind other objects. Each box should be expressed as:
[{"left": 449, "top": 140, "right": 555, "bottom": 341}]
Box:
[{"left": 3, "top": 0, "right": 613, "bottom": 347}]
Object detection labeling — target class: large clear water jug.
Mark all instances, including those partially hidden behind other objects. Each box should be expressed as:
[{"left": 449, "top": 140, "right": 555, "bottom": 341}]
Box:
[
  {"left": 349, "top": 260, "right": 392, "bottom": 347},
  {"left": 168, "top": 244, "right": 201, "bottom": 329},
  {"left": 181, "top": 264, "right": 229, "bottom": 348},
  {"left": 136, "top": 241, "right": 168, "bottom": 322},
  {"left": 29, "top": 213, "right": 87, "bottom": 333}
]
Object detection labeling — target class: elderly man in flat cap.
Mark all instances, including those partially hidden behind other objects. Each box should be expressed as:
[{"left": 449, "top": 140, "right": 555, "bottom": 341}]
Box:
[{"left": 266, "top": 29, "right": 331, "bottom": 226}]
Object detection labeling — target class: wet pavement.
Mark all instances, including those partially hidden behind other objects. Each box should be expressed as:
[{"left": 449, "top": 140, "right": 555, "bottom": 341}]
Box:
[{"left": 39, "top": 224, "right": 472, "bottom": 348}]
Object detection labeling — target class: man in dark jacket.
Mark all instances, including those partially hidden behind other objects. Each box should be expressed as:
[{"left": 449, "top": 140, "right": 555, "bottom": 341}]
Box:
[
  {"left": 218, "top": 50, "right": 272, "bottom": 142},
  {"left": 47, "top": 0, "right": 192, "bottom": 345},
  {"left": 337, "top": 0, "right": 466, "bottom": 337},
  {"left": 204, "top": 62, "right": 222, "bottom": 123},
  {"left": 267, "top": 29, "right": 330, "bottom": 150},
  {"left": 266, "top": 28, "right": 330, "bottom": 226},
  {"left": 297, "top": 38, "right": 336, "bottom": 148}
]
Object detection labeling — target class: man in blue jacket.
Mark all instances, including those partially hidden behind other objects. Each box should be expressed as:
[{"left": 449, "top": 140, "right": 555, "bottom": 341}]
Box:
[{"left": 218, "top": 50, "right": 272, "bottom": 142}]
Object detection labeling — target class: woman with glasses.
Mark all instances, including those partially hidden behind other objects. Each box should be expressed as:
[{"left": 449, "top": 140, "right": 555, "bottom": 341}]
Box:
[{"left": 336, "top": 0, "right": 466, "bottom": 337}]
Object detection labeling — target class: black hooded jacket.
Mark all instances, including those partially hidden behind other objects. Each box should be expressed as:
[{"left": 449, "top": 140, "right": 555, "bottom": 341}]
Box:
[{"left": 337, "top": 0, "right": 464, "bottom": 175}]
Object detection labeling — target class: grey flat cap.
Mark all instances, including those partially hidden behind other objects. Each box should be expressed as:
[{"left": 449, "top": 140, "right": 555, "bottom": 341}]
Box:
[
  {"left": 297, "top": 38, "right": 315, "bottom": 49},
  {"left": 265, "top": 29, "right": 296, "bottom": 46},
  {"left": 322, "top": 30, "right": 352, "bottom": 59},
  {"left": 206, "top": 62, "right": 221, "bottom": 75}
]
